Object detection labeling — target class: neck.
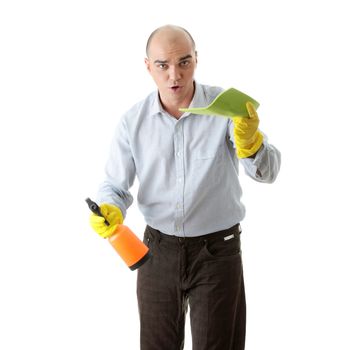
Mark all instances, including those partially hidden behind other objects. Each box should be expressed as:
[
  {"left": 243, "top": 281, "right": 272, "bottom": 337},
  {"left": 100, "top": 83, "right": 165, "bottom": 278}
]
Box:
[
  {"left": 160, "top": 82, "right": 195, "bottom": 119},
  {"left": 164, "top": 104, "right": 186, "bottom": 119}
]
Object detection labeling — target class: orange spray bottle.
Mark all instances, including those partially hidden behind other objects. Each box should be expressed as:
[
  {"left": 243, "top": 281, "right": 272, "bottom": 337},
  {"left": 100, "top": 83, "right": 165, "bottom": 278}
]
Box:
[{"left": 86, "top": 198, "right": 151, "bottom": 270}]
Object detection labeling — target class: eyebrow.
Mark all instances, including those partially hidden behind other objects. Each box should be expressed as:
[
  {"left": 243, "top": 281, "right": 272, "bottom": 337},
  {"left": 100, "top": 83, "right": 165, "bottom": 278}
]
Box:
[{"left": 154, "top": 54, "right": 193, "bottom": 64}]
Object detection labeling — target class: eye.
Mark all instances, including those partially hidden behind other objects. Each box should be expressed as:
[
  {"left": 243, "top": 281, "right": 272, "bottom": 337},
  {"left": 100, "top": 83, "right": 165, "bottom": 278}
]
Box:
[
  {"left": 157, "top": 63, "right": 168, "bottom": 70},
  {"left": 180, "top": 60, "right": 190, "bottom": 67}
]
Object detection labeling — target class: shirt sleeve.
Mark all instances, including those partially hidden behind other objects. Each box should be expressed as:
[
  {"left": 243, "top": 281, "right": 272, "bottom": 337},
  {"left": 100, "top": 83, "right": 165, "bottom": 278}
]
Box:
[
  {"left": 96, "top": 116, "right": 136, "bottom": 218},
  {"left": 240, "top": 136, "right": 281, "bottom": 183},
  {"left": 227, "top": 119, "right": 281, "bottom": 183}
]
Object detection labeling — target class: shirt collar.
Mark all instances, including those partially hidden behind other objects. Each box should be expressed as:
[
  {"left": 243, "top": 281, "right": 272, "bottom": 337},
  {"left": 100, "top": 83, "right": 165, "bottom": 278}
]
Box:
[
  {"left": 148, "top": 91, "right": 164, "bottom": 116},
  {"left": 187, "top": 81, "right": 207, "bottom": 109}
]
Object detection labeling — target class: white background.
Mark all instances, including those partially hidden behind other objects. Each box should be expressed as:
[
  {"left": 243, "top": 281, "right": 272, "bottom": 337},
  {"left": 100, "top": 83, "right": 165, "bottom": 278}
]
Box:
[{"left": 1, "top": 0, "right": 349, "bottom": 349}]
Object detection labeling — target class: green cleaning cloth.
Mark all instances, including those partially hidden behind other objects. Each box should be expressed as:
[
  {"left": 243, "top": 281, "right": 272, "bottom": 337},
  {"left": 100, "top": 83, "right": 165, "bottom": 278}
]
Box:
[{"left": 179, "top": 87, "right": 259, "bottom": 118}]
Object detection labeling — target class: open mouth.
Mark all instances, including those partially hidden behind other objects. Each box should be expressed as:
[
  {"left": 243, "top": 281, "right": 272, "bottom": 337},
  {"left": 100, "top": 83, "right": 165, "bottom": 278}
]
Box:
[{"left": 170, "top": 86, "right": 181, "bottom": 92}]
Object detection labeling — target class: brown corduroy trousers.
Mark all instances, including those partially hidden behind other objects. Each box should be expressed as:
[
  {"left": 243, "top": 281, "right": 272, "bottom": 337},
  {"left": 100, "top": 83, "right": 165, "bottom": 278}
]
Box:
[{"left": 136, "top": 224, "right": 246, "bottom": 350}]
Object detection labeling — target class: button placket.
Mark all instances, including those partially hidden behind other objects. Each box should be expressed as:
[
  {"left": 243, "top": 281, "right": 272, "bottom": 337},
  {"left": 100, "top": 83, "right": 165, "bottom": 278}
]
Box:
[{"left": 174, "top": 120, "right": 185, "bottom": 235}]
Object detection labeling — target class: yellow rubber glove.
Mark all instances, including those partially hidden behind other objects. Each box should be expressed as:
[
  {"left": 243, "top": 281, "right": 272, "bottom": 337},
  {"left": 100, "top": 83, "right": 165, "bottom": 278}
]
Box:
[
  {"left": 232, "top": 101, "right": 264, "bottom": 158},
  {"left": 89, "top": 203, "right": 124, "bottom": 239}
]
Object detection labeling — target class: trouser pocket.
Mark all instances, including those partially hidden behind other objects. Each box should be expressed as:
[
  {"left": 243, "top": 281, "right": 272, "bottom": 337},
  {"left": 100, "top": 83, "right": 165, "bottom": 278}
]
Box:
[{"left": 203, "top": 233, "right": 241, "bottom": 260}]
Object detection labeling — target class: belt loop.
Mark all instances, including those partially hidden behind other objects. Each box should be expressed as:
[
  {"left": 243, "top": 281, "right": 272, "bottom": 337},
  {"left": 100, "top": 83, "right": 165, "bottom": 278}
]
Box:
[
  {"left": 146, "top": 225, "right": 154, "bottom": 241},
  {"left": 149, "top": 226, "right": 161, "bottom": 244}
]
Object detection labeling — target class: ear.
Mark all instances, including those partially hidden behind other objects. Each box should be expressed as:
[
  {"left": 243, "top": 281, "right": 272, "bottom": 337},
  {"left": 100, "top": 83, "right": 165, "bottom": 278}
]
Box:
[
  {"left": 194, "top": 51, "right": 198, "bottom": 64},
  {"left": 144, "top": 57, "right": 151, "bottom": 72}
]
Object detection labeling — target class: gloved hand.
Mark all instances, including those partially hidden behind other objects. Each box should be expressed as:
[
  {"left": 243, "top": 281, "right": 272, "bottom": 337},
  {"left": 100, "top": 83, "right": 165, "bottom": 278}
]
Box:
[
  {"left": 89, "top": 203, "right": 124, "bottom": 239},
  {"left": 232, "top": 101, "right": 264, "bottom": 158}
]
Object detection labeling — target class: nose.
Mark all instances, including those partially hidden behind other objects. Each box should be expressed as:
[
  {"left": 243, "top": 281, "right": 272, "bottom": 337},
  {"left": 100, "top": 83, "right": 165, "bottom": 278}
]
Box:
[{"left": 168, "top": 65, "right": 181, "bottom": 83}]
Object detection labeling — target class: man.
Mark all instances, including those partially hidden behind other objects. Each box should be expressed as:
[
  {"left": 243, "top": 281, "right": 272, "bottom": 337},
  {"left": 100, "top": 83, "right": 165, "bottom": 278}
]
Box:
[{"left": 90, "top": 24, "right": 281, "bottom": 350}]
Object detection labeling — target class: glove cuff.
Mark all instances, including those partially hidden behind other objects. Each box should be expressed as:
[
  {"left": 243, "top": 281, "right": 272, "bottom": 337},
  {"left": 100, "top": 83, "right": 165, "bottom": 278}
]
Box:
[{"left": 236, "top": 131, "right": 264, "bottom": 158}]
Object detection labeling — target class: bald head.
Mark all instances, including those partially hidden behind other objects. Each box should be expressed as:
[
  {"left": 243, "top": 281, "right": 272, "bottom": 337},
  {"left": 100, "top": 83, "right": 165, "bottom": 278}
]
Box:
[{"left": 146, "top": 25, "right": 196, "bottom": 57}]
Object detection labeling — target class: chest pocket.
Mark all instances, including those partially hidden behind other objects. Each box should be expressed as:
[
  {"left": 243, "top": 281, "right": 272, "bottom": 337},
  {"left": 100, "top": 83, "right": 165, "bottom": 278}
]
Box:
[
  {"left": 190, "top": 144, "right": 227, "bottom": 191},
  {"left": 194, "top": 144, "right": 225, "bottom": 167}
]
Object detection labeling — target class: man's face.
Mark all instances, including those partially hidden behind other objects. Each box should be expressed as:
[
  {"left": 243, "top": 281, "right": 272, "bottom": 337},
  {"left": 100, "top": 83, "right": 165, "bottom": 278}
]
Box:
[{"left": 145, "top": 32, "right": 197, "bottom": 106}]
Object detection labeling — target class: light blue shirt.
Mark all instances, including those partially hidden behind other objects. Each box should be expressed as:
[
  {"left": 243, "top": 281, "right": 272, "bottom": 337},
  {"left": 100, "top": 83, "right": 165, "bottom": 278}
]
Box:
[{"left": 97, "top": 82, "right": 281, "bottom": 237}]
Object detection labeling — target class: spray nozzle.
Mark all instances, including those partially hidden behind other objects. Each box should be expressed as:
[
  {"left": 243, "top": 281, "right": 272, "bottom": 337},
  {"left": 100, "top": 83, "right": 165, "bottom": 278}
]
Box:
[{"left": 85, "top": 197, "right": 110, "bottom": 226}]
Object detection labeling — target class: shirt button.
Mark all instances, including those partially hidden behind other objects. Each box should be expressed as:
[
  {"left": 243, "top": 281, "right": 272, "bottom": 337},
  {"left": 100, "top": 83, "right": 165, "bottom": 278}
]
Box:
[{"left": 177, "top": 152, "right": 182, "bottom": 157}]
